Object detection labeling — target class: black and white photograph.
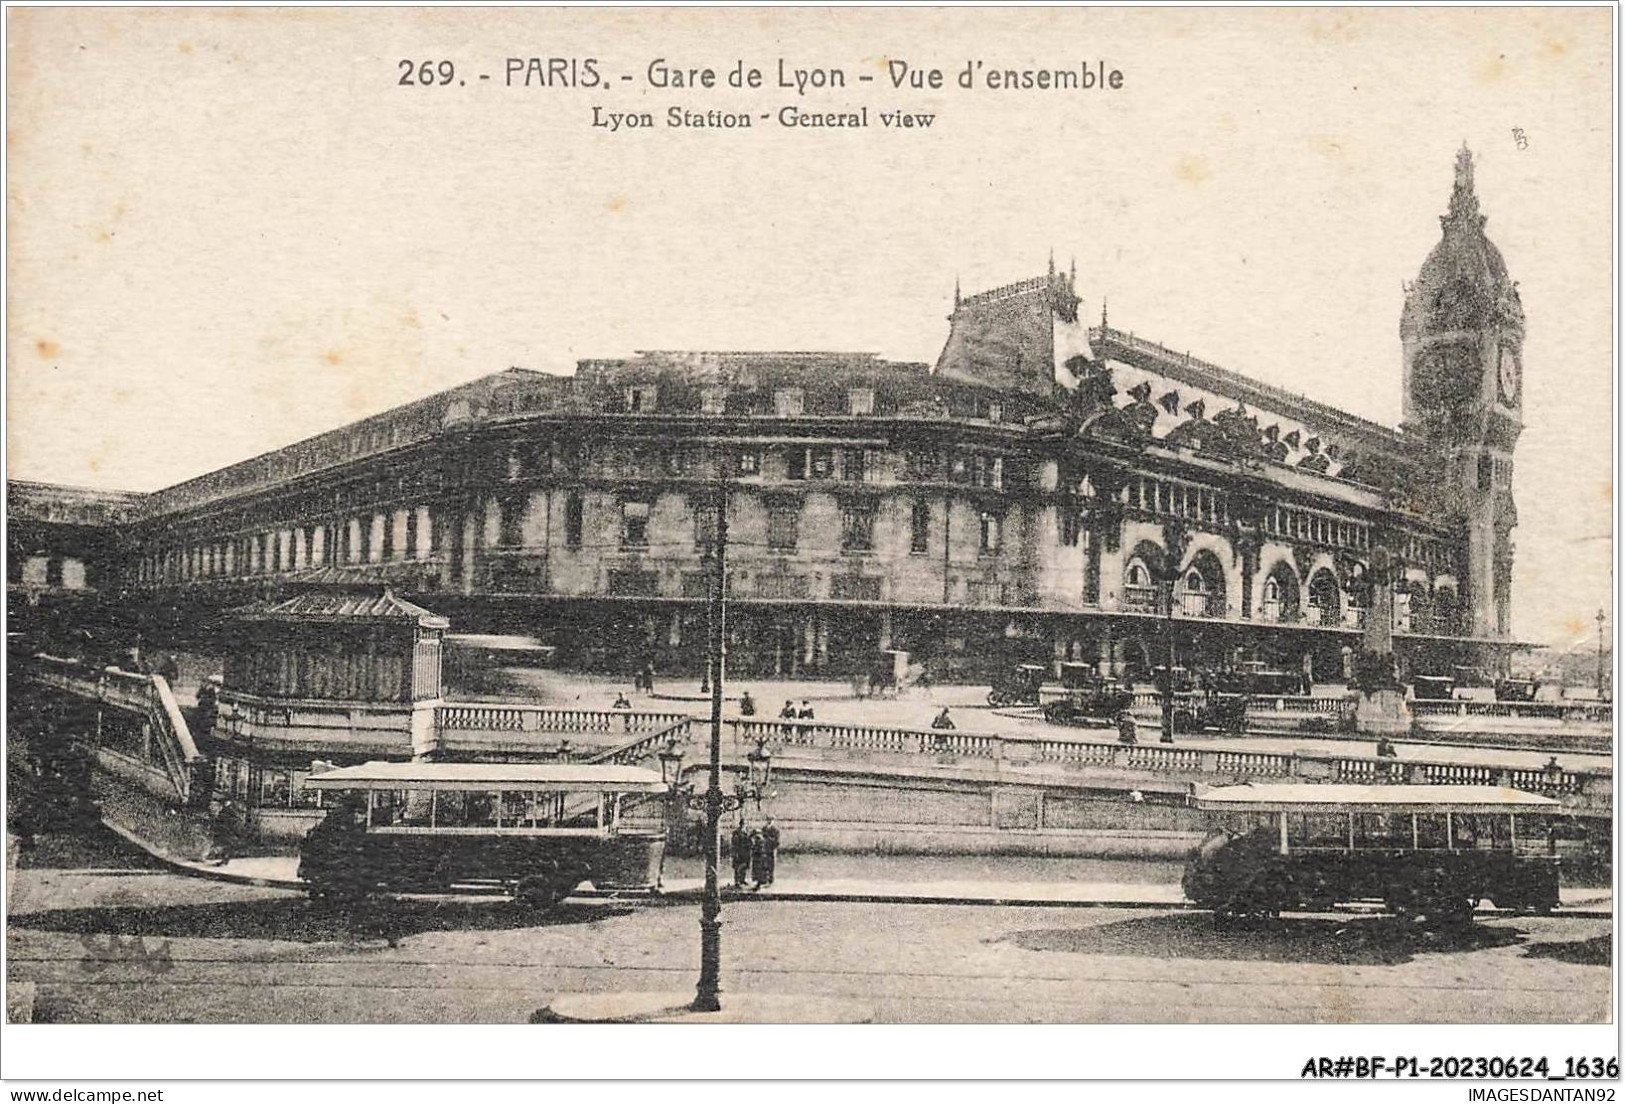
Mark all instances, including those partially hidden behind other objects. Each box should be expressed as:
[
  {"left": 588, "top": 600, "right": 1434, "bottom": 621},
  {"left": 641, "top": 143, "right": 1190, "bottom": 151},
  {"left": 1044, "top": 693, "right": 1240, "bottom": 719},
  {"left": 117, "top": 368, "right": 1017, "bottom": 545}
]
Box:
[{"left": 2, "top": 3, "right": 1617, "bottom": 1087}]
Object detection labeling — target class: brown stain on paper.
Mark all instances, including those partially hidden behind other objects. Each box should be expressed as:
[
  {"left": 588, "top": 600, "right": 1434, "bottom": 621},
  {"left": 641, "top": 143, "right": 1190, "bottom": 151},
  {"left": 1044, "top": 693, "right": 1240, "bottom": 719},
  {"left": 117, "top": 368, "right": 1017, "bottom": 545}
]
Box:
[
  {"left": 1474, "top": 52, "right": 1511, "bottom": 85},
  {"left": 35, "top": 339, "right": 60, "bottom": 359},
  {"left": 1175, "top": 156, "right": 1211, "bottom": 186}
]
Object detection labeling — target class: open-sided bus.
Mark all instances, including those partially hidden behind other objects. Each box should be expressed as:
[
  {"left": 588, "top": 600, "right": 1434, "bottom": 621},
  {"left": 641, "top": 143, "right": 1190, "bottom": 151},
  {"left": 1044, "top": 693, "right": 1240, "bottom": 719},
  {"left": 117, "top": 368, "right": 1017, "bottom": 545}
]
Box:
[
  {"left": 300, "top": 761, "right": 669, "bottom": 908},
  {"left": 1183, "top": 784, "right": 1562, "bottom": 927}
]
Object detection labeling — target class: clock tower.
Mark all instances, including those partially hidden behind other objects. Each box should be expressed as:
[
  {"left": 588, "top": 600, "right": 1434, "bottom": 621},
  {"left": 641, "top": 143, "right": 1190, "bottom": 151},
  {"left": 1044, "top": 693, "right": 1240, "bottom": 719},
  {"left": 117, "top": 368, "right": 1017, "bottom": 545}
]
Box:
[{"left": 1400, "top": 145, "right": 1524, "bottom": 639}]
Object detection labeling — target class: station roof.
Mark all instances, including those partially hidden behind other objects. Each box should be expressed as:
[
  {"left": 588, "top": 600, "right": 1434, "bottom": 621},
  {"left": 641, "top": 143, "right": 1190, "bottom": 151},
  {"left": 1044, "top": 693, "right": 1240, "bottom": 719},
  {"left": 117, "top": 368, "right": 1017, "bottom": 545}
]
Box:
[
  {"left": 1196, "top": 783, "right": 1560, "bottom": 814},
  {"left": 304, "top": 760, "right": 668, "bottom": 793}
]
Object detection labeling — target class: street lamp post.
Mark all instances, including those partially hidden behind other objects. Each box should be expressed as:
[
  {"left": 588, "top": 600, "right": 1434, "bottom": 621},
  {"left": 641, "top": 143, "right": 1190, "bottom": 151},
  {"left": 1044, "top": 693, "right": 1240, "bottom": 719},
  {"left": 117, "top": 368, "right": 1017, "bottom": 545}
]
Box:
[
  {"left": 1596, "top": 609, "right": 1608, "bottom": 702},
  {"left": 693, "top": 470, "right": 729, "bottom": 1013},
  {"left": 1161, "top": 571, "right": 1177, "bottom": 744}
]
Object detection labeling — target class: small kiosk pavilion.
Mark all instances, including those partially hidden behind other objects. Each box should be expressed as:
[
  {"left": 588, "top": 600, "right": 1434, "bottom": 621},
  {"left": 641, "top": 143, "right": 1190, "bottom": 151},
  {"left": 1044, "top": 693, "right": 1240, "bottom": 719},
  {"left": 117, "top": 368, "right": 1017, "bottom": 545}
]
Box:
[
  {"left": 214, "top": 582, "right": 449, "bottom": 760},
  {"left": 207, "top": 580, "right": 450, "bottom": 842}
]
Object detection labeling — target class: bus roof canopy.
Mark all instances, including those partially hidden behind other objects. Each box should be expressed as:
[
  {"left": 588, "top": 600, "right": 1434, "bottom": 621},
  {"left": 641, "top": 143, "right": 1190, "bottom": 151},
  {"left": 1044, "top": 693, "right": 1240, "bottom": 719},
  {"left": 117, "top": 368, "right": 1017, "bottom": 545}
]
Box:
[
  {"left": 304, "top": 761, "right": 669, "bottom": 794},
  {"left": 1196, "top": 783, "right": 1560, "bottom": 815}
]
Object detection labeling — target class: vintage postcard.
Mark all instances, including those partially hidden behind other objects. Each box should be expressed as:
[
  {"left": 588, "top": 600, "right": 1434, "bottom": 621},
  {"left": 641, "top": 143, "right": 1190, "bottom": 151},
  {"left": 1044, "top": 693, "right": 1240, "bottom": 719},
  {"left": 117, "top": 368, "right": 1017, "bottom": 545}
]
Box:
[{"left": 3, "top": 3, "right": 1617, "bottom": 1085}]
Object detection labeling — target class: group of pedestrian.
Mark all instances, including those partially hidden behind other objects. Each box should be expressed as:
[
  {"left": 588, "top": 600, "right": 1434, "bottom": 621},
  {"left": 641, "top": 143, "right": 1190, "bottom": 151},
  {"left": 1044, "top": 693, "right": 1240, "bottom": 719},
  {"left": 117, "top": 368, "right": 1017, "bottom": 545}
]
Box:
[
  {"left": 779, "top": 699, "right": 815, "bottom": 720},
  {"left": 729, "top": 817, "right": 781, "bottom": 889},
  {"left": 632, "top": 659, "right": 657, "bottom": 694}
]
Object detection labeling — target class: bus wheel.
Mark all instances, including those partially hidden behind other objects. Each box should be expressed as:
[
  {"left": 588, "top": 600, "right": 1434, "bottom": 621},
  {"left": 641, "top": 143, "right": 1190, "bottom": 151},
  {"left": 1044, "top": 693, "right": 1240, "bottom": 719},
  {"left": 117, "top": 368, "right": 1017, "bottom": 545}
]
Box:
[
  {"left": 1433, "top": 897, "right": 1476, "bottom": 930},
  {"left": 516, "top": 876, "right": 563, "bottom": 910}
]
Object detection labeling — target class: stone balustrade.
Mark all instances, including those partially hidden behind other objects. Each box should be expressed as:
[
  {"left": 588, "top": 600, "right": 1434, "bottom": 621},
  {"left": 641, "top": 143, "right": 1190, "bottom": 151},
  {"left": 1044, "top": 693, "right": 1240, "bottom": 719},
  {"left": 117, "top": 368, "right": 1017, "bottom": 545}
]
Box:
[
  {"left": 724, "top": 715, "right": 1609, "bottom": 815},
  {"left": 29, "top": 654, "right": 206, "bottom": 804},
  {"left": 436, "top": 703, "right": 690, "bottom": 735}
]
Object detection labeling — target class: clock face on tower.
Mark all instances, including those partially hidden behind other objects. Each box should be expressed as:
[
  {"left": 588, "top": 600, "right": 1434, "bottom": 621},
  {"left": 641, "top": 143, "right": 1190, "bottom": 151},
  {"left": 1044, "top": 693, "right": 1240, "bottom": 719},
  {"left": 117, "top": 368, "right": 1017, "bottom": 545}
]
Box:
[{"left": 1497, "top": 346, "right": 1521, "bottom": 405}]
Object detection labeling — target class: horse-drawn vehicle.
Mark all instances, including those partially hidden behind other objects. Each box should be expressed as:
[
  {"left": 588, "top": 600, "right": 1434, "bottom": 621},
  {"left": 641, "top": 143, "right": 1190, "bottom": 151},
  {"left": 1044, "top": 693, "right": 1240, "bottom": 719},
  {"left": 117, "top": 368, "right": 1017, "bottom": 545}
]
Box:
[{"left": 1183, "top": 783, "right": 1562, "bottom": 928}]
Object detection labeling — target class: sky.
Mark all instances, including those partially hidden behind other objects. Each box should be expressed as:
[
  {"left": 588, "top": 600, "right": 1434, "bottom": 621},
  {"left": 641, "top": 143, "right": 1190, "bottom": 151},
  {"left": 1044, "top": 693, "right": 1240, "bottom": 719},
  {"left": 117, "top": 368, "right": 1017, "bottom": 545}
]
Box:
[{"left": 5, "top": 7, "right": 1614, "bottom": 648}]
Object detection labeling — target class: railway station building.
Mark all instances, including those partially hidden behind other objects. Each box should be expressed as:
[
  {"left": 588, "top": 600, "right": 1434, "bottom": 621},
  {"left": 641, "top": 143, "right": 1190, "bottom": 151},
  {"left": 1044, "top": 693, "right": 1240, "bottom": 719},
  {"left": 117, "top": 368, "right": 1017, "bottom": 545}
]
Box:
[{"left": 9, "top": 148, "right": 1528, "bottom": 686}]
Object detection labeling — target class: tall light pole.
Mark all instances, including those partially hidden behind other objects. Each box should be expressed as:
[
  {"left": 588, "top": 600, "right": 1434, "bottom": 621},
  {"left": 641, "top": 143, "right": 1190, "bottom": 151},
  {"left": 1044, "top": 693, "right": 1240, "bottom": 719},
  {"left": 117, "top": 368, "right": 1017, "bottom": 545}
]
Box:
[
  {"left": 692, "top": 465, "right": 729, "bottom": 1013},
  {"left": 1161, "top": 567, "right": 1177, "bottom": 743},
  {"left": 1596, "top": 608, "right": 1608, "bottom": 702}
]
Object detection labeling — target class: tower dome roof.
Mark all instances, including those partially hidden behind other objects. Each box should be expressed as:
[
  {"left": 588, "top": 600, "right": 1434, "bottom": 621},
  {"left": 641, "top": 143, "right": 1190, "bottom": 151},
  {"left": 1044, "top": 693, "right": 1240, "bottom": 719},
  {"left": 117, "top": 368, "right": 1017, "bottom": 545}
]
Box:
[{"left": 1402, "top": 146, "right": 1523, "bottom": 338}]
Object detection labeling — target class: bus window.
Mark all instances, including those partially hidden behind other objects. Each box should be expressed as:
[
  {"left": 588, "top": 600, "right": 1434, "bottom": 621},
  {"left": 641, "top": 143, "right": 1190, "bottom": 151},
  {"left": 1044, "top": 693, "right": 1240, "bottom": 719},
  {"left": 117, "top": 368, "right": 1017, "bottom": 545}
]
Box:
[
  {"left": 500, "top": 790, "right": 529, "bottom": 826},
  {"left": 1354, "top": 813, "right": 1409, "bottom": 847},
  {"left": 436, "top": 792, "right": 470, "bottom": 827},
  {"left": 1415, "top": 813, "right": 1450, "bottom": 849},
  {"left": 371, "top": 790, "right": 400, "bottom": 827},
  {"left": 464, "top": 792, "right": 498, "bottom": 828},
  {"left": 1453, "top": 814, "right": 1509, "bottom": 850},
  {"left": 1288, "top": 813, "right": 1348, "bottom": 849},
  {"left": 402, "top": 789, "right": 434, "bottom": 826}
]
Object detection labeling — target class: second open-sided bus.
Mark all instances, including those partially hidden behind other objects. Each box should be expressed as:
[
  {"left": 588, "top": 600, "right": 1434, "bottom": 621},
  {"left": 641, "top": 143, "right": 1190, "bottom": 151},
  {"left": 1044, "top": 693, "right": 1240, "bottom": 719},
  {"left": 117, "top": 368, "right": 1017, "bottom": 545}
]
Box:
[
  {"left": 300, "top": 761, "right": 669, "bottom": 908},
  {"left": 1183, "top": 783, "right": 1562, "bottom": 927}
]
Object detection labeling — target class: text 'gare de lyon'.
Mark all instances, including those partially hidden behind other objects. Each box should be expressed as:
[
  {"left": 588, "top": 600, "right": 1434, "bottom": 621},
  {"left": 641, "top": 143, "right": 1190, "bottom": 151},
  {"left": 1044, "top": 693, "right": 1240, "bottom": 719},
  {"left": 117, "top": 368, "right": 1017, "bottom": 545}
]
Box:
[{"left": 635, "top": 58, "right": 1125, "bottom": 94}]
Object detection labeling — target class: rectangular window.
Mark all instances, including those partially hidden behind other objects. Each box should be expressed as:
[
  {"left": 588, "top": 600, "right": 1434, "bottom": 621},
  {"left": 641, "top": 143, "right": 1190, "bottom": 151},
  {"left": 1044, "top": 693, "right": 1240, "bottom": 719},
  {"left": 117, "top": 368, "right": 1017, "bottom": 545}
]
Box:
[
  {"left": 499, "top": 498, "right": 524, "bottom": 547},
  {"left": 693, "top": 501, "right": 717, "bottom": 550},
  {"left": 910, "top": 500, "right": 931, "bottom": 554},
  {"left": 841, "top": 447, "right": 866, "bottom": 482},
  {"left": 979, "top": 511, "right": 1002, "bottom": 554},
  {"left": 1059, "top": 508, "right": 1080, "bottom": 547},
  {"left": 774, "top": 388, "right": 804, "bottom": 417},
  {"left": 786, "top": 448, "right": 808, "bottom": 480},
  {"left": 840, "top": 500, "right": 876, "bottom": 552},
  {"left": 565, "top": 492, "right": 583, "bottom": 550},
  {"left": 847, "top": 388, "right": 875, "bottom": 415},
  {"left": 767, "top": 501, "right": 800, "bottom": 553},
  {"left": 809, "top": 447, "right": 835, "bottom": 479},
  {"left": 625, "top": 385, "right": 657, "bottom": 413},
  {"left": 736, "top": 449, "right": 760, "bottom": 475},
  {"left": 701, "top": 387, "right": 728, "bottom": 415},
  {"left": 906, "top": 449, "right": 939, "bottom": 480},
  {"left": 986, "top": 400, "right": 1003, "bottom": 423},
  {"left": 621, "top": 500, "right": 650, "bottom": 548}
]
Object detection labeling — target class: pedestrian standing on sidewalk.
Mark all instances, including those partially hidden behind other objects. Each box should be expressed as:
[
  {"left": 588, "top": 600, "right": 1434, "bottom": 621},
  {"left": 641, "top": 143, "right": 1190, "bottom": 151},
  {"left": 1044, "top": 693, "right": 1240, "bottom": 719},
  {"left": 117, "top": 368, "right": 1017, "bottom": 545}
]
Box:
[
  {"left": 739, "top": 690, "right": 757, "bottom": 717},
  {"left": 759, "top": 817, "right": 780, "bottom": 887},
  {"left": 1117, "top": 709, "right": 1139, "bottom": 745},
  {"left": 798, "top": 700, "right": 815, "bottom": 720},
  {"left": 730, "top": 820, "right": 751, "bottom": 888},
  {"left": 747, "top": 827, "right": 766, "bottom": 889}
]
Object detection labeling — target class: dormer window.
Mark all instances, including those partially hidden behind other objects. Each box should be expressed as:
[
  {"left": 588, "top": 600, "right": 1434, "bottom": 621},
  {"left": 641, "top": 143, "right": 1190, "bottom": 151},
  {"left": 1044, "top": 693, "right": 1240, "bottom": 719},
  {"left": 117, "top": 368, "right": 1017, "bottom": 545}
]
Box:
[
  {"left": 848, "top": 388, "right": 875, "bottom": 416},
  {"left": 701, "top": 387, "right": 728, "bottom": 415},
  {"left": 625, "top": 385, "right": 658, "bottom": 414},
  {"left": 774, "top": 388, "right": 804, "bottom": 417}
]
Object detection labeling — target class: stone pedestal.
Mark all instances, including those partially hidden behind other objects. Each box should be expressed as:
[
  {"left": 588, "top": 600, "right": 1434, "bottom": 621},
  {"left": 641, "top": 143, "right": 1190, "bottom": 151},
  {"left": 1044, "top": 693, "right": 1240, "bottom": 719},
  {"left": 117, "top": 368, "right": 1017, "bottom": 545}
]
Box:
[{"left": 1354, "top": 688, "right": 1411, "bottom": 736}]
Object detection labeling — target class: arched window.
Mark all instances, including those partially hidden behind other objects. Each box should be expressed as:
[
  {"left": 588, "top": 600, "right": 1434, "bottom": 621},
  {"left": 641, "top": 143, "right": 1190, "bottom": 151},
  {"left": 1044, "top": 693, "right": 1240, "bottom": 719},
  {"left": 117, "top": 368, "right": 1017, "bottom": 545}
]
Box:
[
  {"left": 1261, "top": 564, "right": 1300, "bottom": 623},
  {"left": 1306, "top": 569, "right": 1342, "bottom": 627},
  {"left": 1126, "top": 561, "right": 1150, "bottom": 589},
  {"left": 1185, "top": 569, "right": 1206, "bottom": 593}
]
